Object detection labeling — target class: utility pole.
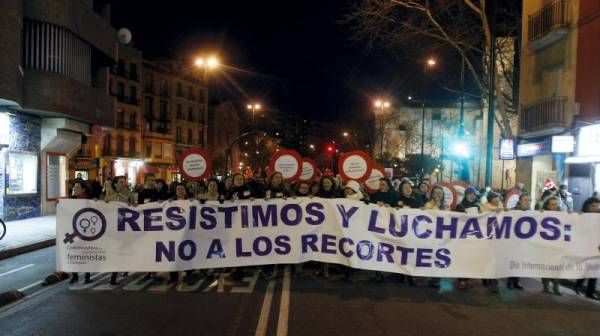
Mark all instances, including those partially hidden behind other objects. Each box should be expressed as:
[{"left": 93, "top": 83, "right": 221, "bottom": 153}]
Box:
[{"left": 485, "top": 0, "right": 496, "bottom": 187}]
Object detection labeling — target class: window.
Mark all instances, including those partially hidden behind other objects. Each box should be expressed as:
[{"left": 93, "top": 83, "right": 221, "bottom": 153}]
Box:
[
  {"left": 116, "top": 135, "right": 124, "bottom": 156},
  {"left": 198, "top": 130, "right": 204, "bottom": 146},
  {"left": 117, "top": 82, "right": 125, "bottom": 98},
  {"left": 188, "top": 107, "right": 194, "bottom": 122},
  {"left": 145, "top": 97, "right": 154, "bottom": 117},
  {"left": 130, "top": 63, "right": 138, "bottom": 79},
  {"left": 129, "top": 113, "right": 136, "bottom": 130},
  {"left": 160, "top": 101, "right": 168, "bottom": 120},
  {"left": 117, "top": 59, "right": 125, "bottom": 74},
  {"left": 188, "top": 129, "right": 193, "bottom": 145},
  {"left": 159, "top": 78, "right": 168, "bottom": 96},
  {"left": 116, "top": 109, "right": 124, "bottom": 127},
  {"left": 145, "top": 143, "right": 152, "bottom": 158},
  {"left": 176, "top": 104, "right": 183, "bottom": 119},
  {"left": 129, "top": 137, "right": 136, "bottom": 156},
  {"left": 176, "top": 127, "right": 182, "bottom": 143},
  {"left": 198, "top": 89, "right": 205, "bottom": 101},
  {"left": 188, "top": 85, "right": 194, "bottom": 100},
  {"left": 130, "top": 86, "right": 138, "bottom": 104},
  {"left": 177, "top": 82, "right": 183, "bottom": 97},
  {"left": 145, "top": 74, "right": 153, "bottom": 92},
  {"left": 103, "top": 134, "right": 112, "bottom": 156},
  {"left": 6, "top": 152, "right": 38, "bottom": 195}
]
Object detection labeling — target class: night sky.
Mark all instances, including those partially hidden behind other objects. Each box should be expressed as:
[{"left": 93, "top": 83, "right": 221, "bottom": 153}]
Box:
[{"left": 111, "top": 0, "right": 455, "bottom": 123}]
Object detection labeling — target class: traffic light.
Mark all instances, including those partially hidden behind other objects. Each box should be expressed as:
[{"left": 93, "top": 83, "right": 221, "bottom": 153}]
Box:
[{"left": 326, "top": 144, "right": 335, "bottom": 153}]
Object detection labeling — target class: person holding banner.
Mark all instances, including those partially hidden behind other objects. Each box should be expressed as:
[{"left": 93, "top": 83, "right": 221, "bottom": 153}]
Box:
[
  {"left": 453, "top": 187, "right": 481, "bottom": 290},
  {"left": 265, "top": 172, "right": 290, "bottom": 199},
  {"left": 105, "top": 176, "right": 135, "bottom": 285},
  {"left": 68, "top": 181, "right": 92, "bottom": 285},
  {"left": 168, "top": 183, "right": 196, "bottom": 285},
  {"left": 137, "top": 174, "right": 158, "bottom": 205},
  {"left": 315, "top": 176, "right": 342, "bottom": 278},
  {"left": 574, "top": 197, "right": 600, "bottom": 300},
  {"left": 541, "top": 196, "right": 563, "bottom": 295},
  {"left": 155, "top": 179, "right": 170, "bottom": 201},
  {"left": 198, "top": 178, "right": 224, "bottom": 202},
  {"left": 397, "top": 180, "right": 425, "bottom": 209},
  {"left": 507, "top": 193, "right": 531, "bottom": 290},
  {"left": 416, "top": 182, "right": 430, "bottom": 205},
  {"left": 424, "top": 186, "right": 447, "bottom": 210},
  {"left": 369, "top": 178, "right": 397, "bottom": 207},
  {"left": 226, "top": 173, "right": 255, "bottom": 200},
  {"left": 293, "top": 181, "right": 311, "bottom": 197}
]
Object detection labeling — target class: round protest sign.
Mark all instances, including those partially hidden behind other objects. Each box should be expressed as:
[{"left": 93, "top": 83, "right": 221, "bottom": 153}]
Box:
[
  {"left": 452, "top": 180, "right": 469, "bottom": 205},
  {"left": 435, "top": 182, "right": 458, "bottom": 210},
  {"left": 268, "top": 149, "right": 302, "bottom": 181},
  {"left": 177, "top": 148, "right": 211, "bottom": 181},
  {"left": 338, "top": 150, "right": 373, "bottom": 182},
  {"left": 504, "top": 188, "right": 522, "bottom": 209},
  {"left": 364, "top": 166, "right": 385, "bottom": 193},
  {"left": 299, "top": 158, "right": 317, "bottom": 181}
]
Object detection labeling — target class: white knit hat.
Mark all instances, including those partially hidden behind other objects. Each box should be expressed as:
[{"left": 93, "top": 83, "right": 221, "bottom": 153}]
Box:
[{"left": 345, "top": 180, "right": 361, "bottom": 193}]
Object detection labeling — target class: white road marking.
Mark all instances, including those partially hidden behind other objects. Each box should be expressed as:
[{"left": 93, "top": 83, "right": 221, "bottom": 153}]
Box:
[
  {"left": 18, "top": 280, "right": 43, "bottom": 292},
  {"left": 0, "top": 264, "right": 34, "bottom": 278},
  {"left": 254, "top": 280, "right": 276, "bottom": 336},
  {"left": 276, "top": 265, "right": 291, "bottom": 336},
  {"left": 231, "top": 272, "right": 260, "bottom": 293},
  {"left": 122, "top": 274, "right": 154, "bottom": 291}
]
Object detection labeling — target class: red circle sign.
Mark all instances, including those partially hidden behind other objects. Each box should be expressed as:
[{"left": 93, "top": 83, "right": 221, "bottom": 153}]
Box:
[
  {"left": 452, "top": 180, "right": 469, "bottom": 205},
  {"left": 504, "top": 188, "right": 522, "bottom": 209},
  {"left": 268, "top": 149, "right": 302, "bottom": 181},
  {"left": 338, "top": 150, "right": 373, "bottom": 182},
  {"left": 299, "top": 158, "right": 317, "bottom": 181},
  {"left": 364, "top": 166, "right": 385, "bottom": 193},
  {"left": 434, "top": 182, "right": 458, "bottom": 210},
  {"left": 177, "top": 148, "right": 212, "bottom": 181}
]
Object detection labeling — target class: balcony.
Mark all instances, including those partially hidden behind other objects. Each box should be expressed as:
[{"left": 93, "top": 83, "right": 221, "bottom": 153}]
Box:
[
  {"left": 116, "top": 121, "right": 139, "bottom": 131},
  {"left": 519, "top": 96, "right": 568, "bottom": 138},
  {"left": 528, "top": 0, "right": 570, "bottom": 50}
]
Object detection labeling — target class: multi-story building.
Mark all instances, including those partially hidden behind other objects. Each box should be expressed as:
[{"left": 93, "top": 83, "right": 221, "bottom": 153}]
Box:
[
  {"left": 103, "top": 43, "right": 144, "bottom": 186},
  {"left": 141, "top": 59, "right": 208, "bottom": 182},
  {"left": 0, "top": 0, "right": 116, "bottom": 219},
  {"left": 517, "top": 0, "right": 600, "bottom": 208},
  {"left": 208, "top": 101, "right": 242, "bottom": 174}
]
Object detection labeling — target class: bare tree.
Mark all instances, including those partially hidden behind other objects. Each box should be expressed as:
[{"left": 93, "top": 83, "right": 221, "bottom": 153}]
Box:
[{"left": 343, "top": 0, "right": 519, "bottom": 138}]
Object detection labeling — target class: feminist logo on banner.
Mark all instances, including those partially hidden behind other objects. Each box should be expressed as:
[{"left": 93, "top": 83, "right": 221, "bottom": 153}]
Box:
[
  {"left": 269, "top": 149, "right": 302, "bottom": 181},
  {"left": 178, "top": 148, "right": 212, "bottom": 181}
]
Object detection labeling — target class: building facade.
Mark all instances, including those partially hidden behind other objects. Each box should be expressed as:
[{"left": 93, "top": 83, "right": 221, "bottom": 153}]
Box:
[
  {"left": 517, "top": 0, "right": 600, "bottom": 209},
  {"left": 0, "top": 0, "right": 116, "bottom": 220}
]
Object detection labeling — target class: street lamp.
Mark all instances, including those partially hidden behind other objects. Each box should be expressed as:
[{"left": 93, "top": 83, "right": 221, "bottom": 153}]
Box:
[
  {"left": 247, "top": 103, "right": 261, "bottom": 128},
  {"left": 343, "top": 132, "right": 349, "bottom": 137},
  {"left": 374, "top": 99, "right": 391, "bottom": 162},
  {"left": 194, "top": 54, "right": 220, "bottom": 148},
  {"left": 420, "top": 57, "right": 437, "bottom": 180}
]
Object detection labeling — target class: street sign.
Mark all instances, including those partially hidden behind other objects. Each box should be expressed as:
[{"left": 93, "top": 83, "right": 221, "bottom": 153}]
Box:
[
  {"left": 178, "top": 148, "right": 212, "bottom": 181},
  {"left": 338, "top": 150, "right": 373, "bottom": 183},
  {"left": 364, "top": 165, "right": 385, "bottom": 193},
  {"left": 268, "top": 149, "right": 302, "bottom": 181},
  {"left": 299, "top": 158, "right": 317, "bottom": 181}
]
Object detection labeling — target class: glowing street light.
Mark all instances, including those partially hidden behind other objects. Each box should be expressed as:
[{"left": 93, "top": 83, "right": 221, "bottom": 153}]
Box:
[
  {"left": 343, "top": 132, "right": 349, "bottom": 137},
  {"left": 309, "top": 144, "right": 315, "bottom": 150},
  {"left": 427, "top": 58, "right": 436, "bottom": 67},
  {"left": 452, "top": 140, "right": 470, "bottom": 158},
  {"left": 247, "top": 103, "right": 262, "bottom": 127},
  {"left": 195, "top": 56, "right": 220, "bottom": 69},
  {"left": 374, "top": 99, "right": 391, "bottom": 160}
]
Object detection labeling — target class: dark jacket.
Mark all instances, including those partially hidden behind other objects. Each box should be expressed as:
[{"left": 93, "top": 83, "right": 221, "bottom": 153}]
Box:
[
  {"left": 398, "top": 194, "right": 424, "bottom": 208},
  {"left": 226, "top": 185, "right": 255, "bottom": 200},
  {"left": 265, "top": 186, "right": 290, "bottom": 199},
  {"left": 138, "top": 188, "right": 158, "bottom": 204},
  {"left": 369, "top": 191, "right": 397, "bottom": 206},
  {"left": 248, "top": 179, "right": 266, "bottom": 198},
  {"left": 455, "top": 199, "right": 480, "bottom": 213},
  {"left": 316, "top": 188, "right": 340, "bottom": 199}
]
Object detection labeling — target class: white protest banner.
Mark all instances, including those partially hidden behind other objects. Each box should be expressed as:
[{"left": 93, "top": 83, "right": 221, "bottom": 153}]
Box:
[{"left": 57, "top": 199, "right": 600, "bottom": 279}]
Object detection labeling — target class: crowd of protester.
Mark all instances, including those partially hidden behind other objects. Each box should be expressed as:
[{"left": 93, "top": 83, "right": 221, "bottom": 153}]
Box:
[{"left": 66, "top": 171, "right": 600, "bottom": 301}]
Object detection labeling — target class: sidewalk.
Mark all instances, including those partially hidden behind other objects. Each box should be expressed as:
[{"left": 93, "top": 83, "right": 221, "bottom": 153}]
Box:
[{"left": 0, "top": 215, "right": 56, "bottom": 260}]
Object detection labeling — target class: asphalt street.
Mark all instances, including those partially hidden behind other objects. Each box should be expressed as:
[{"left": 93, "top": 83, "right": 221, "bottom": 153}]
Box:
[{"left": 1, "top": 247, "right": 600, "bottom": 335}]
